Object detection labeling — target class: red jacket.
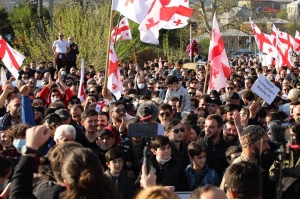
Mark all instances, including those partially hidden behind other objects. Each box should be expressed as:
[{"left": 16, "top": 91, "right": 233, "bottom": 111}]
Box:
[{"left": 37, "top": 86, "right": 74, "bottom": 108}]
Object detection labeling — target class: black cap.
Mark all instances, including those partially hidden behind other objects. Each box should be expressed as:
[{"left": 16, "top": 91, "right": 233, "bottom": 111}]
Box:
[
  {"left": 55, "top": 109, "right": 70, "bottom": 119},
  {"left": 224, "top": 103, "right": 240, "bottom": 112},
  {"left": 224, "top": 92, "right": 240, "bottom": 101},
  {"left": 97, "top": 129, "right": 114, "bottom": 138},
  {"left": 261, "top": 101, "right": 276, "bottom": 109}
]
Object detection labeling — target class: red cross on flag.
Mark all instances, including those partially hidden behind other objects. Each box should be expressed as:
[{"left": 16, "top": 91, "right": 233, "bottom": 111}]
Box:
[
  {"left": 138, "top": 0, "right": 193, "bottom": 44},
  {"left": 78, "top": 59, "right": 86, "bottom": 102},
  {"left": 112, "top": 0, "right": 152, "bottom": 24},
  {"left": 250, "top": 19, "right": 277, "bottom": 58},
  {"left": 95, "top": 100, "right": 108, "bottom": 112},
  {"left": 111, "top": 17, "right": 132, "bottom": 44},
  {"left": 162, "top": 0, "right": 192, "bottom": 29},
  {"left": 271, "top": 25, "right": 293, "bottom": 68},
  {"left": 208, "top": 13, "right": 231, "bottom": 92},
  {"left": 0, "top": 36, "right": 25, "bottom": 79},
  {"left": 294, "top": 30, "right": 300, "bottom": 55},
  {"left": 107, "top": 44, "right": 123, "bottom": 100}
]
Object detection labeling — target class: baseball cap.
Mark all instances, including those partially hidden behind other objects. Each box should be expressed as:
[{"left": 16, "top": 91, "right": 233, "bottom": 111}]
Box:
[
  {"left": 55, "top": 109, "right": 70, "bottom": 119},
  {"left": 97, "top": 129, "right": 114, "bottom": 138}
]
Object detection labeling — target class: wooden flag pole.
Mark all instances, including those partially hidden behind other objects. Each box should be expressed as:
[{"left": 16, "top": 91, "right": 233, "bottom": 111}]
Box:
[
  {"left": 104, "top": 7, "right": 115, "bottom": 89},
  {"left": 203, "top": 62, "right": 209, "bottom": 94},
  {"left": 132, "top": 41, "right": 137, "bottom": 64}
]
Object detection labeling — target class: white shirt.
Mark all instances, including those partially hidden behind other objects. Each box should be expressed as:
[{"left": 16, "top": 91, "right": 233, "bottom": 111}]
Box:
[{"left": 53, "top": 40, "right": 69, "bottom": 53}]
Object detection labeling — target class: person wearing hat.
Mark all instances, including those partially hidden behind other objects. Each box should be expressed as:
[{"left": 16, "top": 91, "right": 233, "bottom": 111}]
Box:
[
  {"left": 52, "top": 32, "right": 70, "bottom": 71},
  {"left": 95, "top": 128, "right": 116, "bottom": 170},
  {"left": 33, "top": 106, "right": 44, "bottom": 125},
  {"left": 55, "top": 109, "right": 71, "bottom": 125},
  {"left": 220, "top": 125, "right": 273, "bottom": 199},
  {"left": 224, "top": 92, "right": 241, "bottom": 107},
  {"left": 223, "top": 104, "right": 240, "bottom": 122},
  {"left": 36, "top": 61, "right": 48, "bottom": 74}
]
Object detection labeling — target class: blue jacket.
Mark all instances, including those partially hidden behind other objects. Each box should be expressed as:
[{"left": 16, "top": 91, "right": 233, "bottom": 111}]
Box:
[
  {"left": 22, "top": 96, "right": 35, "bottom": 126},
  {"left": 185, "top": 164, "right": 220, "bottom": 191}
]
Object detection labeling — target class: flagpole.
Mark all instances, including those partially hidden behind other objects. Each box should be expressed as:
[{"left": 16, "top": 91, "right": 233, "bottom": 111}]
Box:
[
  {"left": 104, "top": 5, "right": 115, "bottom": 89},
  {"left": 114, "top": 13, "right": 122, "bottom": 47},
  {"left": 203, "top": 62, "right": 209, "bottom": 93},
  {"left": 132, "top": 41, "right": 137, "bottom": 64}
]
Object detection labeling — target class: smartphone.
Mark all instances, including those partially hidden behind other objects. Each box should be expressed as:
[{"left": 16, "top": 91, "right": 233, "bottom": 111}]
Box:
[{"left": 179, "top": 95, "right": 183, "bottom": 107}]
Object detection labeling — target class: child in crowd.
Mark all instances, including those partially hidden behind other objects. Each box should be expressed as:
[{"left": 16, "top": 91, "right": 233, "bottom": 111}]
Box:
[
  {"left": 185, "top": 141, "right": 220, "bottom": 191},
  {"left": 105, "top": 148, "right": 134, "bottom": 199}
]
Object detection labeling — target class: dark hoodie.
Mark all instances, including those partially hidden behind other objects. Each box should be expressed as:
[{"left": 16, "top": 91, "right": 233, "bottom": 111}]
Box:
[{"left": 38, "top": 86, "right": 74, "bottom": 108}]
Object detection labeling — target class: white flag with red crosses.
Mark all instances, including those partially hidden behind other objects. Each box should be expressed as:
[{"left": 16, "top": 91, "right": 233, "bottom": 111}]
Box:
[
  {"left": 208, "top": 13, "right": 231, "bottom": 92},
  {"left": 107, "top": 44, "right": 123, "bottom": 100},
  {"left": 294, "top": 30, "right": 300, "bottom": 55},
  {"left": 111, "top": 17, "right": 132, "bottom": 44}
]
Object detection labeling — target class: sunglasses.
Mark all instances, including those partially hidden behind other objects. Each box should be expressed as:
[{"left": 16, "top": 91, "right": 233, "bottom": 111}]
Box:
[
  {"left": 156, "top": 87, "right": 164, "bottom": 89},
  {"left": 159, "top": 112, "right": 171, "bottom": 117},
  {"left": 32, "top": 103, "right": 43, "bottom": 107},
  {"left": 88, "top": 90, "right": 97, "bottom": 94},
  {"left": 189, "top": 92, "right": 196, "bottom": 95},
  {"left": 70, "top": 100, "right": 81, "bottom": 105},
  {"left": 227, "top": 87, "right": 233, "bottom": 90},
  {"left": 171, "top": 127, "right": 185, "bottom": 134},
  {"left": 113, "top": 108, "right": 127, "bottom": 114}
]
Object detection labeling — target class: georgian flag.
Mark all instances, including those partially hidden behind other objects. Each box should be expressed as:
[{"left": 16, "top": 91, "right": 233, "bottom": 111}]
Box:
[
  {"left": 208, "top": 13, "right": 231, "bottom": 92},
  {"left": 111, "top": 17, "right": 132, "bottom": 44},
  {"left": 294, "top": 30, "right": 300, "bottom": 55},
  {"left": 0, "top": 36, "right": 25, "bottom": 79},
  {"left": 107, "top": 44, "right": 123, "bottom": 100}
]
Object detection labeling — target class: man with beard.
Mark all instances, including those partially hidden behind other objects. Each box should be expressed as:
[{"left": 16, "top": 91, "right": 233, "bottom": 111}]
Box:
[
  {"left": 79, "top": 109, "right": 99, "bottom": 149},
  {"left": 221, "top": 125, "right": 272, "bottom": 198},
  {"left": 223, "top": 121, "right": 239, "bottom": 146},
  {"left": 97, "top": 111, "right": 109, "bottom": 131},
  {"left": 199, "top": 114, "right": 231, "bottom": 179}
]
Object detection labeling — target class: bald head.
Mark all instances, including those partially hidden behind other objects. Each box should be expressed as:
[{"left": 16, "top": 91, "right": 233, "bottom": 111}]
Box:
[{"left": 189, "top": 185, "right": 227, "bottom": 199}]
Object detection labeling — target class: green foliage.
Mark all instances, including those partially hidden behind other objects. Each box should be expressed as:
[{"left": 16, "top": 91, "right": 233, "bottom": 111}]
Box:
[
  {"left": 0, "top": 7, "right": 13, "bottom": 40},
  {"left": 284, "top": 22, "right": 296, "bottom": 37},
  {"left": 277, "top": 9, "right": 286, "bottom": 19},
  {"left": 198, "top": 38, "right": 210, "bottom": 55}
]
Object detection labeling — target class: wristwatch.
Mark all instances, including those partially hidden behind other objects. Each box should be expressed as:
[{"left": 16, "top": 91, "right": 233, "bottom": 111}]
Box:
[{"left": 21, "top": 145, "right": 39, "bottom": 155}]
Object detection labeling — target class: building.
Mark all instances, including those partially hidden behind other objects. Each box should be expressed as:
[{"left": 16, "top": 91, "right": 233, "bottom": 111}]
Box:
[{"left": 286, "top": 0, "right": 300, "bottom": 21}]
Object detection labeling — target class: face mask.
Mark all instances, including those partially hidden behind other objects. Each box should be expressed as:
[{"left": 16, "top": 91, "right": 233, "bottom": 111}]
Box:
[
  {"left": 133, "top": 101, "right": 139, "bottom": 108},
  {"left": 278, "top": 105, "right": 283, "bottom": 112},
  {"left": 61, "top": 71, "right": 66, "bottom": 76},
  {"left": 0, "top": 179, "right": 9, "bottom": 191},
  {"left": 13, "top": 139, "right": 26, "bottom": 151},
  {"left": 156, "top": 156, "right": 172, "bottom": 164},
  {"left": 51, "top": 97, "right": 60, "bottom": 102},
  {"left": 128, "top": 76, "right": 133, "bottom": 79},
  {"left": 138, "top": 83, "right": 145, "bottom": 89}
]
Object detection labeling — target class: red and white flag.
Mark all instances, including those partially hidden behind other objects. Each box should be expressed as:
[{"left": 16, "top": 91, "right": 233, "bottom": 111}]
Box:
[
  {"left": 78, "top": 59, "right": 86, "bottom": 102},
  {"left": 294, "top": 30, "right": 300, "bottom": 54},
  {"left": 112, "top": 0, "right": 152, "bottom": 24},
  {"left": 271, "top": 25, "right": 293, "bottom": 68},
  {"left": 107, "top": 44, "right": 123, "bottom": 100},
  {"left": 0, "top": 36, "right": 25, "bottom": 79},
  {"left": 208, "top": 13, "right": 231, "bottom": 92},
  {"left": 111, "top": 17, "right": 132, "bottom": 44},
  {"left": 250, "top": 19, "right": 277, "bottom": 58},
  {"left": 158, "top": 57, "right": 163, "bottom": 68},
  {"left": 162, "top": 0, "right": 193, "bottom": 29},
  {"left": 138, "top": 0, "right": 193, "bottom": 44},
  {"left": 95, "top": 100, "right": 109, "bottom": 112}
]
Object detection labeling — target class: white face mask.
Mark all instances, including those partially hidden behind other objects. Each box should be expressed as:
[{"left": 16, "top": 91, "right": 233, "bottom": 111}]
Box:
[
  {"left": 51, "top": 97, "right": 60, "bottom": 102},
  {"left": 138, "top": 83, "right": 145, "bottom": 89},
  {"left": 61, "top": 71, "right": 66, "bottom": 76}
]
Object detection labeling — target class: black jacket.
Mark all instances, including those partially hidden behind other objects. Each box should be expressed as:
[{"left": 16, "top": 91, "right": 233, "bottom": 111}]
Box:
[
  {"left": 116, "top": 138, "right": 146, "bottom": 177},
  {"left": 135, "top": 155, "right": 189, "bottom": 191},
  {"left": 170, "top": 140, "right": 190, "bottom": 169},
  {"left": 104, "top": 169, "right": 134, "bottom": 199},
  {"left": 199, "top": 137, "right": 231, "bottom": 179}
]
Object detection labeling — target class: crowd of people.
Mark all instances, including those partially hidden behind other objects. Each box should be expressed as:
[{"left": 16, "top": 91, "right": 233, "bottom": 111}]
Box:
[{"left": 0, "top": 34, "right": 300, "bottom": 199}]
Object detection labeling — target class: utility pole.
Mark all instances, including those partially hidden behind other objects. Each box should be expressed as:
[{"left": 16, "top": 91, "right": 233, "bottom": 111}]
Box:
[{"left": 37, "top": 0, "right": 43, "bottom": 37}]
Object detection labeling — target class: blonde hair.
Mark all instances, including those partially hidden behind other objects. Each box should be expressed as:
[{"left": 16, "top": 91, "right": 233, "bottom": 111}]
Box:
[
  {"left": 287, "top": 88, "right": 299, "bottom": 101},
  {"left": 135, "top": 186, "right": 180, "bottom": 199}
]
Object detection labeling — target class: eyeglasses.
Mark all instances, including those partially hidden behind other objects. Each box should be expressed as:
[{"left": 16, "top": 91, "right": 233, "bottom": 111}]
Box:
[
  {"left": 70, "top": 100, "right": 81, "bottom": 105},
  {"left": 171, "top": 127, "right": 185, "bottom": 134},
  {"left": 113, "top": 108, "right": 127, "bottom": 114},
  {"left": 189, "top": 92, "right": 196, "bottom": 95},
  {"left": 159, "top": 112, "right": 171, "bottom": 117},
  {"left": 156, "top": 87, "right": 164, "bottom": 89},
  {"left": 32, "top": 103, "right": 43, "bottom": 107}
]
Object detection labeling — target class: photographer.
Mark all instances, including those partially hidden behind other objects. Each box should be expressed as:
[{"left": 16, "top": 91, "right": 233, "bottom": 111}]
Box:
[{"left": 269, "top": 122, "right": 300, "bottom": 198}]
